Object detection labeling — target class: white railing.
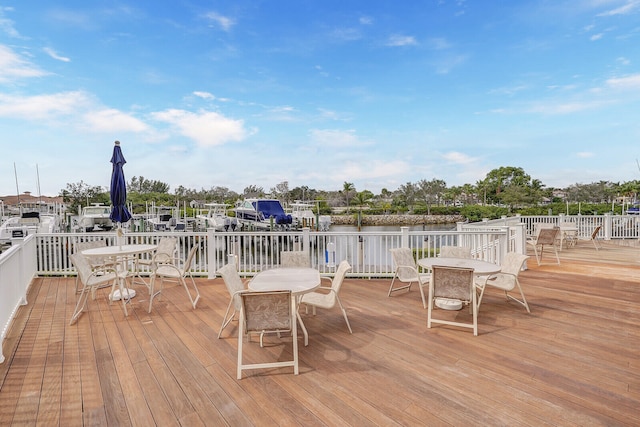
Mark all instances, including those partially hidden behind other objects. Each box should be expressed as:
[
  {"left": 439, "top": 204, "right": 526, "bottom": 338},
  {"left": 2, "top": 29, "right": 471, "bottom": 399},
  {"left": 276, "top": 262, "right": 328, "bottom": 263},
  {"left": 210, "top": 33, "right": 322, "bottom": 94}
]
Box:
[
  {"left": 482, "top": 213, "right": 640, "bottom": 241},
  {"left": 204, "top": 227, "right": 510, "bottom": 278},
  {"left": 1, "top": 234, "right": 36, "bottom": 363},
  {"left": 24, "top": 228, "right": 512, "bottom": 279}
]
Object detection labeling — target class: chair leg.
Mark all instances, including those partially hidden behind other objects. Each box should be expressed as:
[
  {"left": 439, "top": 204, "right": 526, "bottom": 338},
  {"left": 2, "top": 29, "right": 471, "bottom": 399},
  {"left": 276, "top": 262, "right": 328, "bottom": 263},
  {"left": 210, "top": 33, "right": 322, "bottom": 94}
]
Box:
[
  {"left": 533, "top": 245, "right": 541, "bottom": 265},
  {"left": 335, "top": 296, "right": 353, "bottom": 334},
  {"left": 182, "top": 274, "right": 200, "bottom": 309},
  {"left": 418, "top": 281, "right": 427, "bottom": 309},
  {"left": 507, "top": 279, "right": 531, "bottom": 313},
  {"left": 218, "top": 301, "right": 237, "bottom": 338},
  {"left": 69, "top": 286, "right": 91, "bottom": 325},
  {"left": 552, "top": 246, "right": 560, "bottom": 265},
  {"left": 147, "top": 275, "right": 164, "bottom": 313},
  {"left": 387, "top": 275, "right": 411, "bottom": 296}
]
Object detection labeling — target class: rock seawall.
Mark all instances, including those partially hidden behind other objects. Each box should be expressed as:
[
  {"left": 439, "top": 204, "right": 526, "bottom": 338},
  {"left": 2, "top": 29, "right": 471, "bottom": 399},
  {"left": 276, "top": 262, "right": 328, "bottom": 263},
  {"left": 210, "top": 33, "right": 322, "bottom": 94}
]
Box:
[{"left": 330, "top": 214, "right": 465, "bottom": 226}]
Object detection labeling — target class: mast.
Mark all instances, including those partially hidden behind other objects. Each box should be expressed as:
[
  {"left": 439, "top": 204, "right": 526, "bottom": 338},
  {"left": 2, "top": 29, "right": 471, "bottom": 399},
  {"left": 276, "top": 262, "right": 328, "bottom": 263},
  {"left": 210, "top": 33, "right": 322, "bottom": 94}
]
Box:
[{"left": 14, "top": 162, "right": 20, "bottom": 206}]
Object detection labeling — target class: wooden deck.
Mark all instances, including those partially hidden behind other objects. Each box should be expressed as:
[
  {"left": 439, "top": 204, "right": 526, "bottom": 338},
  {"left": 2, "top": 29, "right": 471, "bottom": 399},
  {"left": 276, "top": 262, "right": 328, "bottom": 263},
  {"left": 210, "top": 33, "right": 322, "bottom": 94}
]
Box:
[{"left": 1, "top": 240, "right": 639, "bottom": 426}]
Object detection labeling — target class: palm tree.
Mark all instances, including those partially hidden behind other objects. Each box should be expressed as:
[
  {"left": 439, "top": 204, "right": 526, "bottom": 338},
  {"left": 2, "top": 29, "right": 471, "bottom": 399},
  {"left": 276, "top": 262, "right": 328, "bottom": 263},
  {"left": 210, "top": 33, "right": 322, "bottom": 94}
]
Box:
[{"left": 342, "top": 182, "right": 355, "bottom": 213}]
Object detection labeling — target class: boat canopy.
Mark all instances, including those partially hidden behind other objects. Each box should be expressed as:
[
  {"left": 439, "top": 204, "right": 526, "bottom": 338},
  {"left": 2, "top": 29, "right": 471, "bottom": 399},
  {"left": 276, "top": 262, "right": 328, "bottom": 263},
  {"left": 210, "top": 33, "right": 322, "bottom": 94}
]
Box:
[{"left": 253, "top": 200, "right": 292, "bottom": 225}]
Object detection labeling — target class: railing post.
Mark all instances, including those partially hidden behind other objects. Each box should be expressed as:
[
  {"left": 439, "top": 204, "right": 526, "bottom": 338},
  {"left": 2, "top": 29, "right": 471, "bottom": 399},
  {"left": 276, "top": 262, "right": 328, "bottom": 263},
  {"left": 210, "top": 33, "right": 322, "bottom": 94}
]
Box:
[
  {"left": 400, "top": 226, "right": 409, "bottom": 248},
  {"left": 207, "top": 227, "right": 216, "bottom": 279},
  {"left": 604, "top": 213, "right": 612, "bottom": 240},
  {"left": 302, "top": 227, "right": 310, "bottom": 253}
]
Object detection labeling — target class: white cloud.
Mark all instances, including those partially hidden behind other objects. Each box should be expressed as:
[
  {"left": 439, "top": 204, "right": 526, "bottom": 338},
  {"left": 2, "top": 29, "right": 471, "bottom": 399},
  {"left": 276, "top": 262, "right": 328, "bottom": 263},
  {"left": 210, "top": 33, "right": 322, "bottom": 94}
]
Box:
[
  {"left": 309, "top": 129, "right": 369, "bottom": 147},
  {"left": 590, "top": 33, "right": 604, "bottom": 41},
  {"left": 204, "top": 12, "right": 235, "bottom": 31},
  {"left": 359, "top": 16, "right": 373, "bottom": 25},
  {"left": 193, "top": 91, "right": 215, "bottom": 100},
  {"left": 0, "top": 44, "right": 48, "bottom": 82},
  {"left": 606, "top": 73, "right": 640, "bottom": 90},
  {"left": 151, "top": 109, "right": 248, "bottom": 147},
  {"left": 43, "top": 47, "right": 70, "bottom": 62},
  {"left": 576, "top": 151, "right": 594, "bottom": 158},
  {"left": 442, "top": 151, "right": 475, "bottom": 164},
  {"left": 527, "top": 100, "right": 606, "bottom": 114},
  {"left": 386, "top": 34, "right": 417, "bottom": 47},
  {"left": 0, "top": 6, "right": 21, "bottom": 38},
  {"left": 597, "top": 0, "right": 640, "bottom": 16},
  {"left": 0, "top": 91, "right": 90, "bottom": 119},
  {"left": 82, "top": 108, "right": 149, "bottom": 133}
]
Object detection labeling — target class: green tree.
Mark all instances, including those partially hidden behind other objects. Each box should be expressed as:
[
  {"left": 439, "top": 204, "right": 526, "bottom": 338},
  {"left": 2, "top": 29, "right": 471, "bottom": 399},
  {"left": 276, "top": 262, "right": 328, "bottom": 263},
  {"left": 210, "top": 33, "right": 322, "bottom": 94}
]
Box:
[
  {"left": 342, "top": 182, "right": 355, "bottom": 212},
  {"left": 398, "top": 182, "right": 417, "bottom": 213},
  {"left": 242, "top": 185, "right": 264, "bottom": 198},
  {"left": 129, "top": 176, "right": 170, "bottom": 193},
  {"left": 417, "top": 178, "right": 446, "bottom": 214},
  {"left": 60, "top": 181, "right": 108, "bottom": 213},
  {"left": 479, "top": 166, "right": 544, "bottom": 209}
]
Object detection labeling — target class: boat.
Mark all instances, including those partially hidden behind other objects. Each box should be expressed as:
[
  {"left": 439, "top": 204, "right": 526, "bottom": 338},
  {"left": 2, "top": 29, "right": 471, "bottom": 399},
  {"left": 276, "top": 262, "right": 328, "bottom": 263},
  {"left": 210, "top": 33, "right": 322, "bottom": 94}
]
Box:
[
  {"left": 289, "top": 202, "right": 316, "bottom": 228},
  {"left": 76, "top": 204, "right": 114, "bottom": 232},
  {"left": 233, "top": 199, "right": 293, "bottom": 230},
  {"left": 289, "top": 201, "right": 331, "bottom": 230},
  {"left": 146, "top": 205, "right": 186, "bottom": 231},
  {"left": 0, "top": 210, "right": 62, "bottom": 243},
  {"left": 195, "top": 203, "right": 237, "bottom": 231}
]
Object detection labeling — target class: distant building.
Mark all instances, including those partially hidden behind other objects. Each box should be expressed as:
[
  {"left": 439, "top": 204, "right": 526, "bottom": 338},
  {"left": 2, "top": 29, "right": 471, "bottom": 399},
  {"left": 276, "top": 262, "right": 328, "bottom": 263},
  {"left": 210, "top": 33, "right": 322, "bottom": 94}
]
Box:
[{"left": 0, "top": 192, "right": 66, "bottom": 214}]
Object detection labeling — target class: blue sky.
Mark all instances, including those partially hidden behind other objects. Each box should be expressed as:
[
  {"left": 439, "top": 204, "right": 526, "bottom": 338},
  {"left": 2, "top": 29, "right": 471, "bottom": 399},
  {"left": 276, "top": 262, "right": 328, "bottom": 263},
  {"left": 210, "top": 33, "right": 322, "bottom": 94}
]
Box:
[{"left": 1, "top": 1, "right": 639, "bottom": 197}]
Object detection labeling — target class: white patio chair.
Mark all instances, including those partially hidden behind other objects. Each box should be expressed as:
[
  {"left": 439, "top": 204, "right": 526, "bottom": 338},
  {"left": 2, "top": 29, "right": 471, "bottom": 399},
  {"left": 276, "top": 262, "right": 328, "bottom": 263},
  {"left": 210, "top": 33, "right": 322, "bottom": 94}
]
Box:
[
  {"left": 590, "top": 225, "right": 603, "bottom": 250},
  {"left": 427, "top": 265, "right": 478, "bottom": 336},
  {"left": 132, "top": 237, "right": 177, "bottom": 288},
  {"left": 527, "top": 226, "right": 560, "bottom": 265},
  {"left": 237, "top": 290, "right": 298, "bottom": 379},
  {"left": 217, "top": 262, "right": 248, "bottom": 338},
  {"left": 148, "top": 245, "right": 200, "bottom": 313},
  {"left": 300, "top": 260, "right": 353, "bottom": 333},
  {"left": 73, "top": 239, "right": 111, "bottom": 293},
  {"left": 559, "top": 221, "right": 578, "bottom": 249},
  {"left": 388, "top": 248, "right": 430, "bottom": 308},
  {"left": 475, "top": 253, "right": 530, "bottom": 313},
  {"left": 69, "top": 252, "right": 127, "bottom": 325}
]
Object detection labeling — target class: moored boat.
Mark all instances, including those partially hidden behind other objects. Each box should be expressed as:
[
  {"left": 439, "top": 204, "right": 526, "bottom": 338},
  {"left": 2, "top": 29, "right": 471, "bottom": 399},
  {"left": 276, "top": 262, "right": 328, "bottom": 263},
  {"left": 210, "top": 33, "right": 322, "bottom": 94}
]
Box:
[
  {"left": 233, "top": 199, "right": 293, "bottom": 230},
  {"left": 0, "top": 210, "right": 62, "bottom": 243},
  {"left": 195, "top": 203, "right": 237, "bottom": 231},
  {"left": 76, "top": 204, "right": 114, "bottom": 232},
  {"left": 146, "top": 205, "right": 186, "bottom": 231}
]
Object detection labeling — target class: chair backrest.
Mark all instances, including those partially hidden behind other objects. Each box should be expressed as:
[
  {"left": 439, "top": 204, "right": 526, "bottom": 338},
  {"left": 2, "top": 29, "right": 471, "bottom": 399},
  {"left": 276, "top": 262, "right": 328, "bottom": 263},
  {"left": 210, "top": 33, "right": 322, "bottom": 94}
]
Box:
[
  {"left": 280, "top": 251, "right": 310, "bottom": 268},
  {"left": 241, "top": 291, "right": 292, "bottom": 334},
  {"left": 155, "top": 237, "right": 177, "bottom": 263},
  {"left": 536, "top": 227, "right": 559, "bottom": 245},
  {"left": 591, "top": 225, "right": 602, "bottom": 240},
  {"left": 330, "top": 260, "right": 352, "bottom": 295},
  {"left": 75, "top": 239, "right": 107, "bottom": 253},
  {"left": 75, "top": 239, "right": 108, "bottom": 265},
  {"left": 500, "top": 253, "right": 529, "bottom": 276},
  {"left": 389, "top": 248, "right": 419, "bottom": 281},
  {"left": 182, "top": 245, "right": 199, "bottom": 272},
  {"left": 440, "top": 246, "right": 472, "bottom": 259},
  {"left": 217, "top": 263, "right": 246, "bottom": 310},
  {"left": 70, "top": 253, "right": 94, "bottom": 285},
  {"left": 431, "top": 265, "right": 474, "bottom": 302}
]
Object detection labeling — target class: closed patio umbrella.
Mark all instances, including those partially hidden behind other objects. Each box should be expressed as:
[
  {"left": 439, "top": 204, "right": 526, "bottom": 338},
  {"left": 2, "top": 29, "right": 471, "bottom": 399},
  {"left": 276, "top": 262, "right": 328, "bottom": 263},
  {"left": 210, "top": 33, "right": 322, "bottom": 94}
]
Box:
[
  {"left": 110, "top": 140, "right": 131, "bottom": 225},
  {"left": 109, "top": 140, "right": 134, "bottom": 301}
]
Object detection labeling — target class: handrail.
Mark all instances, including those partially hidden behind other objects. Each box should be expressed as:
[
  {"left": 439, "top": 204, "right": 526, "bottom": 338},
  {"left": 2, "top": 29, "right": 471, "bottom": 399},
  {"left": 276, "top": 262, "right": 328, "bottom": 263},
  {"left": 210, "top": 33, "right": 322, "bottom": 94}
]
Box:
[{"left": 1, "top": 235, "right": 36, "bottom": 363}]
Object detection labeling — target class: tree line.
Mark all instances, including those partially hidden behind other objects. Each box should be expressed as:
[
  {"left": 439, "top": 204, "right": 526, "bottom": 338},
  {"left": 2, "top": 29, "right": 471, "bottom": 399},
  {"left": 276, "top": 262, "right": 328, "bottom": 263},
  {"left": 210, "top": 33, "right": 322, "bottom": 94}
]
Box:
[{"left": 61, "top": 166, "right": 640, "bottom": 220}]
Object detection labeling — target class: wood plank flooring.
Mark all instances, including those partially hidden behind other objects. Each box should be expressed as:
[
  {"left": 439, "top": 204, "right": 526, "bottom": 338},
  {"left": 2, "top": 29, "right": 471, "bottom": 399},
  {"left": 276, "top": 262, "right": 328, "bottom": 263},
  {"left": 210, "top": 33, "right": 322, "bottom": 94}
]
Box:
[{"left": 1, "top": 239, "right": 639, "bottom": 426}]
